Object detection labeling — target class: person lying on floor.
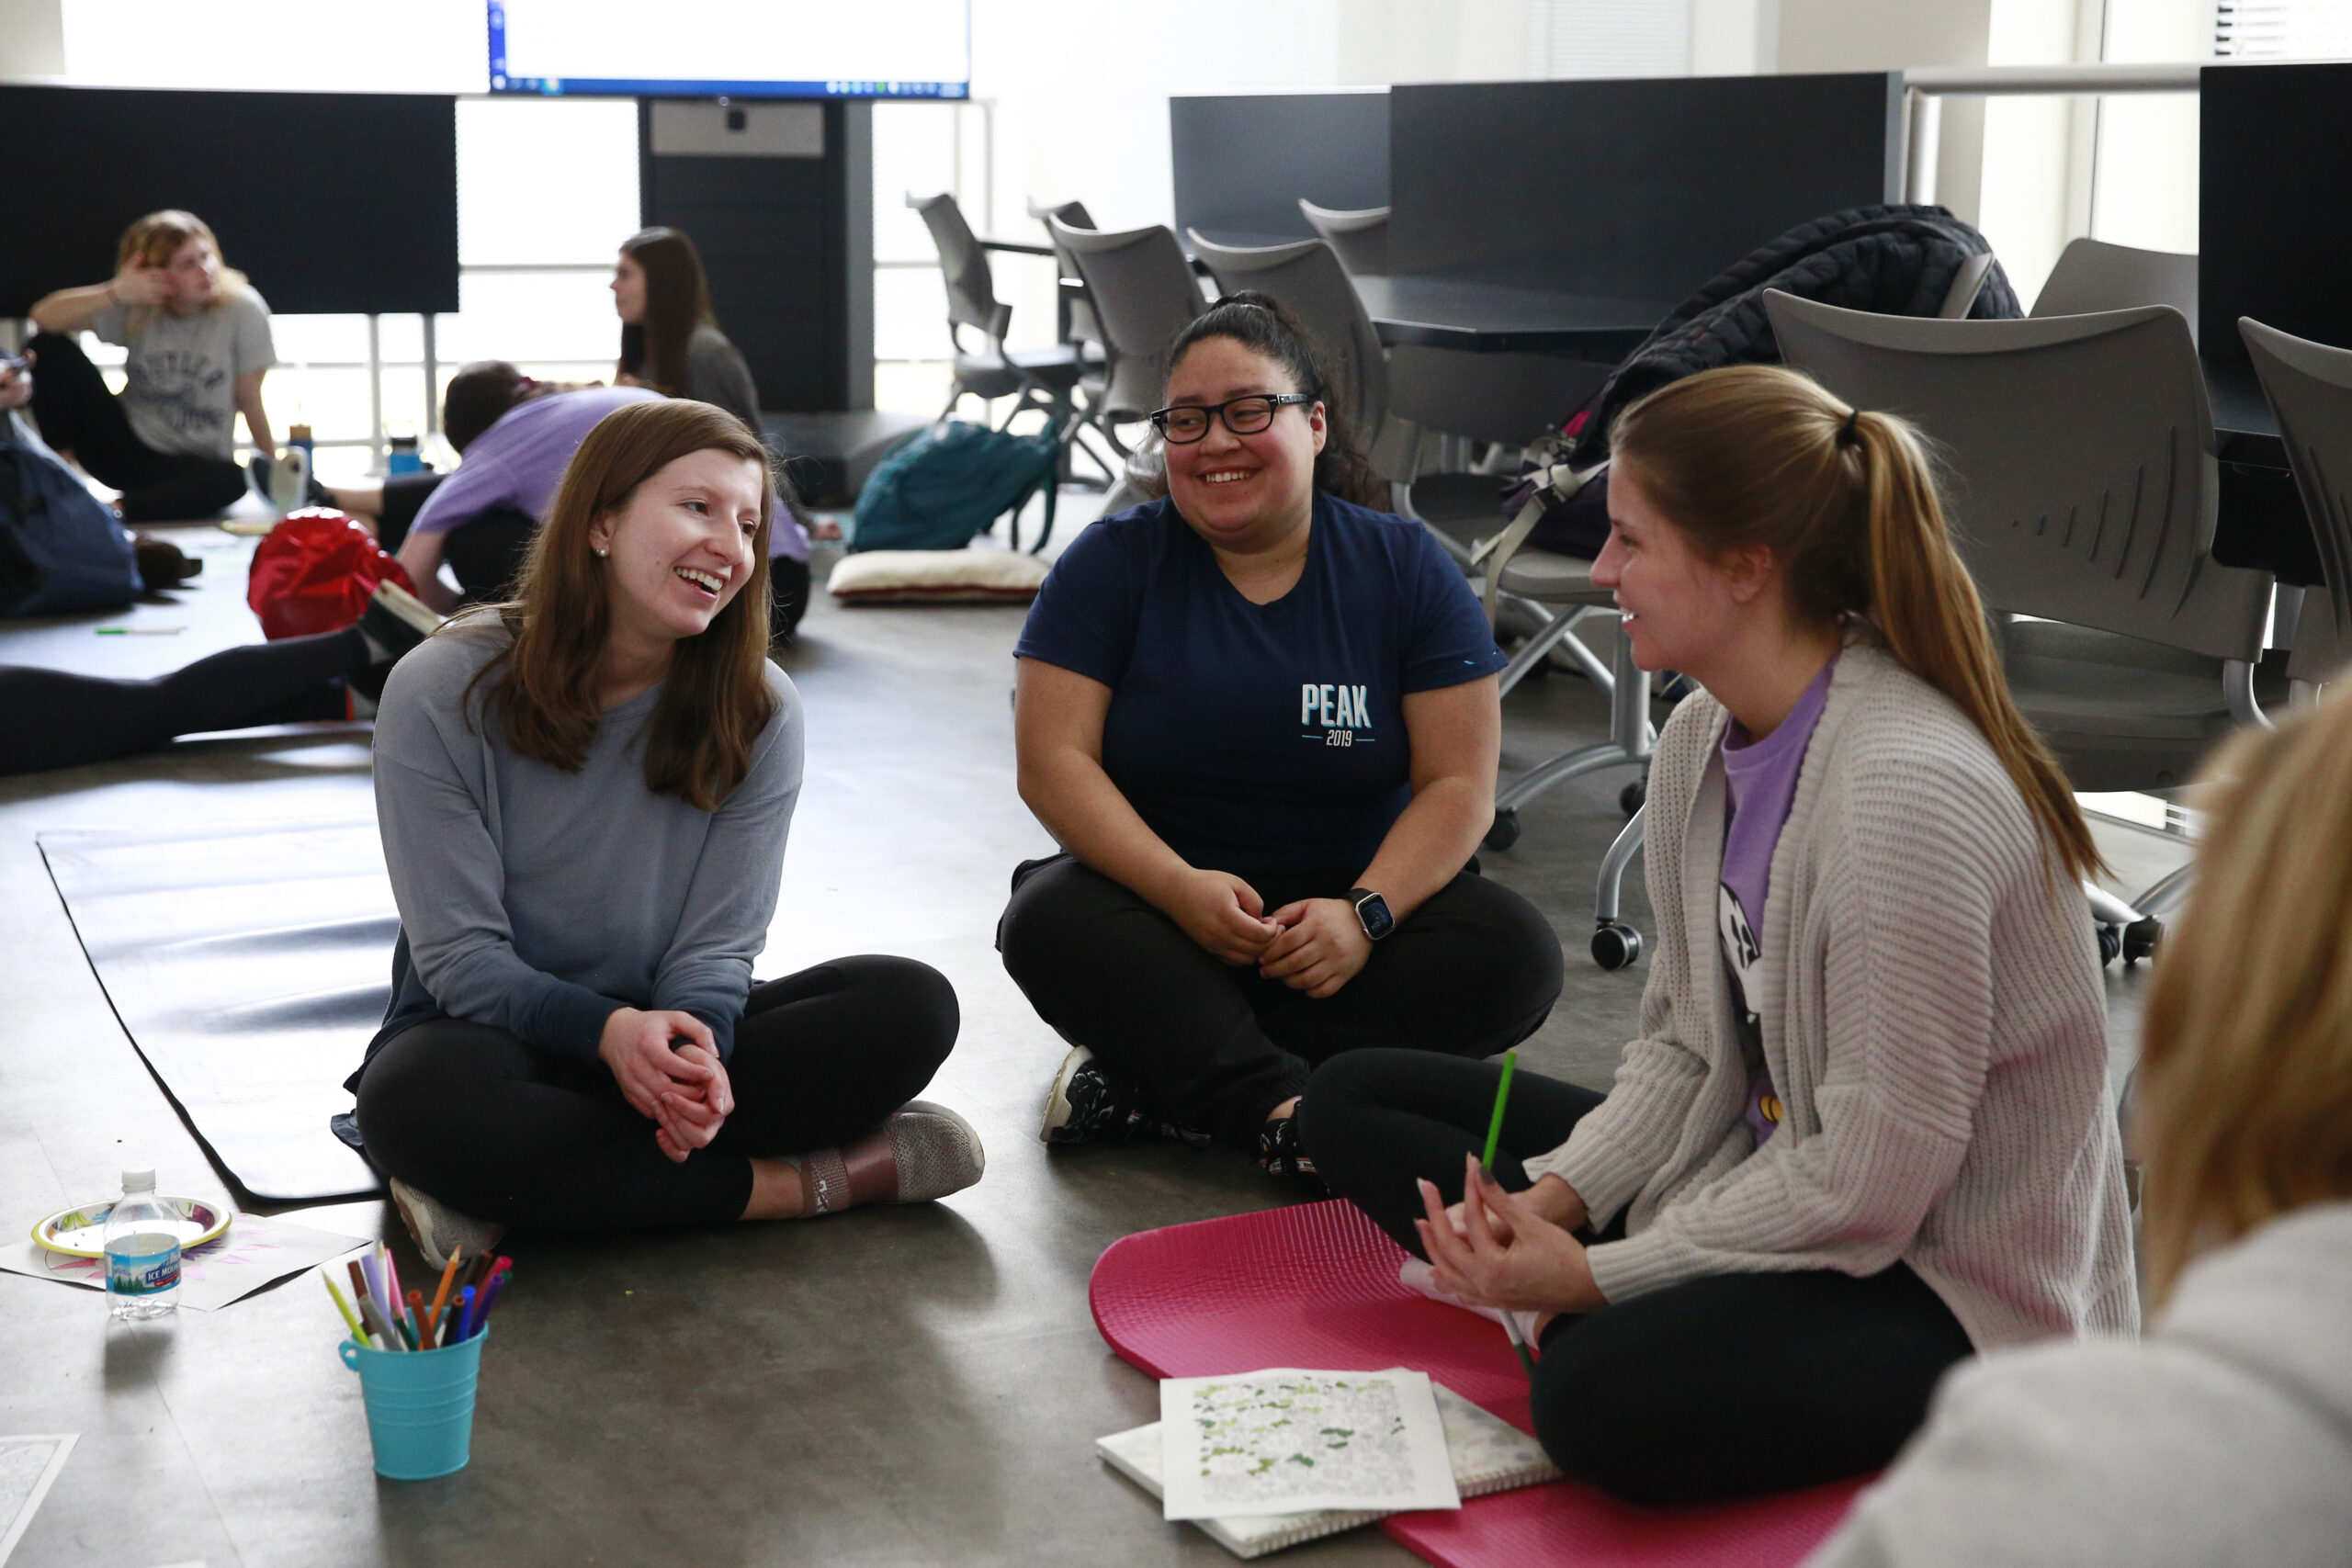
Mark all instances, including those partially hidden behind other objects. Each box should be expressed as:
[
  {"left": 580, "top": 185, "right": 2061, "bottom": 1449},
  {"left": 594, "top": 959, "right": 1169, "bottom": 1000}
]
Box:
[
  {"left": 351, "top": 398, "right": 977, "bottom": 1269},
  {"left": 999, "top": 291, "right": 1564, "bottom": 1188},
  {"left": 1299, "top": 364, "right": 2136, "bottom": 1507},
  {"left": 1804, "top": 691, "right": 2352, "bottom": 1568},
  {"left": 27, "top": 209, "right": 277, "bottom": 524},
  {"left": 370, "top": 361, "right": 814, "bottom": 638},
  {"left": 0, "top": 362, "right": 440, "bottom": 776}
]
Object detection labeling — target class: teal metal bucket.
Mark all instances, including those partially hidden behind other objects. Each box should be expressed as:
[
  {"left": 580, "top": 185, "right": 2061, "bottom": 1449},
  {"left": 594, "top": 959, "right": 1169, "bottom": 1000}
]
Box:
[{"left": 338, "top": 1331, "right": 486, "bottom": 1480}]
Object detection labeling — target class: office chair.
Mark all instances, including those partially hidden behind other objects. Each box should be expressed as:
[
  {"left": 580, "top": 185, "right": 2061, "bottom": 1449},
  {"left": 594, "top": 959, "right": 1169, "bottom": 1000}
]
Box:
[
  {"left": 2033, "top": 238, "right": 2198, "bottom": 331},
  {"left": 1045, "top": 219, "right": 1205, "bottom": 453},
  {"left": 2242, "top": 318, "right": 2352, "bottom": 690},
  {"left": 906, "top": 193, "right": 1084, "bottom": 428},
  {"left": 1767, "top": 290, "right": 2279, "bottom": 962},
  {"left": 1298, "top": 199, "right": 1391, "bottom": 276}
]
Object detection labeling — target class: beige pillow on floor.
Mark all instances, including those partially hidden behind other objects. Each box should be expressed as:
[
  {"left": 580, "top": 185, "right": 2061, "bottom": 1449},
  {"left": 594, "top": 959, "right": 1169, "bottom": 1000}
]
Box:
[{"left": 827, "top": 548, "right": 1049, "bottom": 604}]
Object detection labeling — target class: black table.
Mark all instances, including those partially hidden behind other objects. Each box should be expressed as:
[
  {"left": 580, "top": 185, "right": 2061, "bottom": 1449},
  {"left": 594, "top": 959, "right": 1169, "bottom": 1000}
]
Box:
[{"left": 1351, "top": 274, "right": 1668, "bottom": 358}]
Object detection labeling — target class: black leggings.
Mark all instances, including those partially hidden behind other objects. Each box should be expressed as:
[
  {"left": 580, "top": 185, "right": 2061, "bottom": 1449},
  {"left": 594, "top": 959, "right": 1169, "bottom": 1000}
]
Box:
[
  {"left": 0, "top": 624, "right": 368, "bottom": 775},
  {"left": 998, "top": 855, "right": 1564, "bottom": 1148},
  {"left": 1299, "top": 1049, "right": 1975, "bottom": 1507},
  {"left": 354, "top": 955, "right": 960, "bottom": 1230},
  {"left": 25, "top": 333, "right": 249, "bottom": 524}
]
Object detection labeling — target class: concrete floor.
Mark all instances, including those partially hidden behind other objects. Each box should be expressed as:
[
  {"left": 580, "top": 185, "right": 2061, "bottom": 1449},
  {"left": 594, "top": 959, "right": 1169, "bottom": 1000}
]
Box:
[{"left": 0, "top": 508, "right": 2185, "bottom": 1567}]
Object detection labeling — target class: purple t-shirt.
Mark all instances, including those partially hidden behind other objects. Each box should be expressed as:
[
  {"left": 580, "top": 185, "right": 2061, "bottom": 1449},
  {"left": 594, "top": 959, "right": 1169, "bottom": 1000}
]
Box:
[
  {"left": 412, "top": 386, "right": 809, "bottom": 563},
  {"left": 1716, "top": 653, "right": 1838, "bottom": 1147}
]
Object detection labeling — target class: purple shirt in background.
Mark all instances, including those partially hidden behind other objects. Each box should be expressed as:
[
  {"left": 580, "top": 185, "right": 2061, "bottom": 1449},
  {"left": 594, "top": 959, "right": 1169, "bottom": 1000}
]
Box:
[
  {"left": 1716, "top": 652, "right": 1839, "bottom": 1147},
  {"left": 410, "top": 385, "right": 810, "bottom": 563}
]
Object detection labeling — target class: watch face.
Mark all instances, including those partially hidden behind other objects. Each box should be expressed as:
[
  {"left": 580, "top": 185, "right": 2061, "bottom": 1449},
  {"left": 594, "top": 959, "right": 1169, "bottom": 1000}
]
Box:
[{"left": 1355, "top": 893, "right": 1396, "bottom": 942}]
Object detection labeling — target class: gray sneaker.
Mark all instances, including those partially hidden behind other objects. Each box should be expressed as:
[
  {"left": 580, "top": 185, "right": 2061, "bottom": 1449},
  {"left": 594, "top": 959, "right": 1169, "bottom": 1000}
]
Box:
[
  {"left": 880, "top": 1100, "right": 986, "bottom": 1202},
  {"left": 388, "top": 1177, "right": 505, "bottom": 1271}
]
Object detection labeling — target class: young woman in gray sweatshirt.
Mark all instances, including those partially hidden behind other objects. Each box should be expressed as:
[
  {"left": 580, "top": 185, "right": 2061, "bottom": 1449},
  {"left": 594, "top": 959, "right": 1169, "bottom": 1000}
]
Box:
[
  {"left": 350, "top": 398, "right": 981, "bottom": 1267},
  {"left": 1300, "top": 365, "right": 2136, "bottom": 1506},
  {"left": 1806, "top": 688, "right": 2352, "bottom": 1568}
]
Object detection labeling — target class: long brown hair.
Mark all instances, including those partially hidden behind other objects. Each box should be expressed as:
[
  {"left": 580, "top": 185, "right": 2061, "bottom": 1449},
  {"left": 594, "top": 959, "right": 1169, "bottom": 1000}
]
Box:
[
  {"left": 1611, "top": 364, "right": 2100, "bottom": 882},
  {"left": 2138, "top": 693, "right": 2352, "bottom": 1303},
  {"left": 465, "top": 399, "right": 776, "bottom": 811},
  {"left": 617, "top": 227, "right": 718, "bottom": 398}
]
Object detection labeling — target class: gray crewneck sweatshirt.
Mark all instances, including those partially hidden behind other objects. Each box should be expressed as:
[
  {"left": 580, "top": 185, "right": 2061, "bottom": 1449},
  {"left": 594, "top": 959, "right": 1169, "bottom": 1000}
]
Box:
[
  {"left": 359, "top": 616, "right": 801, "bottom": 1075},
  {"left": 1805, "top": 1201, "right": 2352, "bottom": 1568}
]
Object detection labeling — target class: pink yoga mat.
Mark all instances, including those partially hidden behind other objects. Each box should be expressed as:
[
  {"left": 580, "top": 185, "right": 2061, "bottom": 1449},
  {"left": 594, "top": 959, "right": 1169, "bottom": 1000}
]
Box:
[{"left": 1089, "top": 1199, "right": 1865, "bottom": 1568}]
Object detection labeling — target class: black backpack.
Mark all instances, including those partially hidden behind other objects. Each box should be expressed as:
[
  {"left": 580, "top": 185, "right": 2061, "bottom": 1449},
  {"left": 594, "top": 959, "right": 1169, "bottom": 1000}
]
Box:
[{"left": 0, "top": 434, "right": 141, "bottom": 617}]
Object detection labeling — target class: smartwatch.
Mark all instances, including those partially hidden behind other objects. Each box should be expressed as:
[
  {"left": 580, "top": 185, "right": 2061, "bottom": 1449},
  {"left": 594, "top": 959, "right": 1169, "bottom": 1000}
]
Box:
[{"left": 1347, "top": 887, "right": 1396, "bottom": 942}]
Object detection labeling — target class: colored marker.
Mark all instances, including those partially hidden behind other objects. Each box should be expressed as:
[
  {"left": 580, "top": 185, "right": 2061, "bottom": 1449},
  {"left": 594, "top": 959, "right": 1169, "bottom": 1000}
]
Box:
[
  {"left": 473, "top": 1270, "right": 508, "bottom": 1337},
  {"left": 1476, "top": 1055, "right": 1540, "bottom": 1381},
  {"left": 456, "top": 1284, "right": 479, "bottom": 1344},
  {"left": 408, "top": 1289, "right": 435, "bottom": 1350},
  {"left": 358, "top": 1294, "right": 402, "bottom": 1351}
]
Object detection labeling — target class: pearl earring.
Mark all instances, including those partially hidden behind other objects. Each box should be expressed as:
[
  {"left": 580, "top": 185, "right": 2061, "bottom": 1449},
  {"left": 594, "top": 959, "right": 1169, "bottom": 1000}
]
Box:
[{"left": 594, "top": 547, "right": 608, "bottom": 558}]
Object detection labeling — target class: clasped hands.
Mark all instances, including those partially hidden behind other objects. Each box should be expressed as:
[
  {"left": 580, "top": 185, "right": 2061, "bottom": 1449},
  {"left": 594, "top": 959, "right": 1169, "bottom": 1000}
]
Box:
[
  {"left": 1162, "top": 867, "right": 1371, "bottom": 998},
  {"left": 598, "top": 1007, "right": 733, "bottom": 1164},
  {"left": 1414, "top": 1156, "right": 1606, "bottom": 1317}
]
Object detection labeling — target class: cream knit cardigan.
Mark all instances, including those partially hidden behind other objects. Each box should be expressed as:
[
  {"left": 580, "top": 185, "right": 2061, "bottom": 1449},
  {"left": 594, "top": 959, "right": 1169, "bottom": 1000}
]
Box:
[{"left": 1524, "top": 641, "right": 2140, "bottom": 1349}]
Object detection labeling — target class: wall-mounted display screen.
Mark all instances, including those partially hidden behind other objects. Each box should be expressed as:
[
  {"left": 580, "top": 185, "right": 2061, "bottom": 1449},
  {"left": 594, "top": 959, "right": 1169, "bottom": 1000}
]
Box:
[{"left": 488, "top": 0, "right": 969, "bottom": 99}]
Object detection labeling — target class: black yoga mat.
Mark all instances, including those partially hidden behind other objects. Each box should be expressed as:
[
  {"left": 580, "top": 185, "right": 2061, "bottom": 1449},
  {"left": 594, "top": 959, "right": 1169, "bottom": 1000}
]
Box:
[{"left": 40, "top": 817, "right": 391, "bottom": 1202}]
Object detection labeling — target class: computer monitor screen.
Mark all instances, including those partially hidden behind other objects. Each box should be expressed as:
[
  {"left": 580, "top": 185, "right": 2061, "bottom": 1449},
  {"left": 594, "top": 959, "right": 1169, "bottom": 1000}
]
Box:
[
  {"left": 2200, "top": 61, "right": 2352, "bottom": 366},
  {"left": 488, "top": 0, "right": 970, "bottom": 99},
  {"left": 0, "top": 85, "right": 457, "bottom": 319}
]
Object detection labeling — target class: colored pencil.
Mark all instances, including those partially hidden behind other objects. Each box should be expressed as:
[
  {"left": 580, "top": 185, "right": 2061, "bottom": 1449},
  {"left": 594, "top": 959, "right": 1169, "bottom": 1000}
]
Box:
[
  {"left": 426, "top": 1247, "right": 463, "bottom": 1341},
  {"left": 359, "top": 1253, "right": 387, "bottom": 1325},
  {"left": 408, "top": 1289, "right": 435, "bottom": 1350},
  {"left": 380, "top": 1246, "right": 404, "bottom": 1327},
  {"left": 322, "top": 1274, "right": 366, "bottom": 1341},
  {"left": 1476, "top": 1054, "right": 1540, "bottom": 1380},
  {"left": 358, "top": 1294, "right": 402, "bottom": 1351},
  {"left": 346, "top": 1259, "right": 372, "bottom": 1323}
]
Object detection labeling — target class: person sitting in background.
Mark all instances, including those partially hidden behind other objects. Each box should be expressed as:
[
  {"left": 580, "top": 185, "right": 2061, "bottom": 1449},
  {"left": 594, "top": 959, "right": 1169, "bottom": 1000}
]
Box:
[
  {"left": 28, "top": 209, "right": 277, "bottom": 523},
  {"left": 613, "top": 226, "right": 816, "bottom": 634},
  {"left": 998, "top": 293, "right": 1563, "bottom": 1187},
  {"left": 1804, "top": 691, "right": 2352, "bottom": 1568}
]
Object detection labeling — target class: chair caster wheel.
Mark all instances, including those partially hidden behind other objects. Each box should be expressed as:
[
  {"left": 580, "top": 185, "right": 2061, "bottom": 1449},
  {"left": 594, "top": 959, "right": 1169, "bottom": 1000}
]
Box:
[
  {"left": 2122, "top": 916, "right": 2163, "bottom": 964},
  {"left": 2097, "top": 923, "right": 2121, "bottom": 966},
  {"left": 1592, "top": 920, "right": 1643, "bottom": 970},
  {"left": 1619, "top": 779, "right": 1646, "bottom": 817},
  {"left": 1484, "top": 809, "right": 1521, "bottom": 852}
]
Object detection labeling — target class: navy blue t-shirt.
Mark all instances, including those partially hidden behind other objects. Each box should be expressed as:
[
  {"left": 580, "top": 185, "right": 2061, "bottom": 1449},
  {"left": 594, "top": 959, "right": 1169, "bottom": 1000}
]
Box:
[{"left": 1014, "top": 492, "right": 1508, "bottom": 877}]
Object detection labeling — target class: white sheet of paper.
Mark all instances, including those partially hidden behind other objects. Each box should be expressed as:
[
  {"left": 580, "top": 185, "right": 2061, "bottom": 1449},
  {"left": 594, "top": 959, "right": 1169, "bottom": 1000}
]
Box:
[
  {"left": 0, "top": 1435, "right": 76, "bottom": 1568},
  {"left": 1158, "top": 1369, "right": 1462, "bottom": 1521},
  {"left": 0, "top": 1214, "right": 367, "bottom": 1312}
]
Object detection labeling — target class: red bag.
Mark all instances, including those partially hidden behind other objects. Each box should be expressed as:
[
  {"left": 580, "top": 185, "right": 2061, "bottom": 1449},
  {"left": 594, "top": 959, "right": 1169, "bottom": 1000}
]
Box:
[{"left": 245, "top": 509, "right": 417, "bottom": 640}]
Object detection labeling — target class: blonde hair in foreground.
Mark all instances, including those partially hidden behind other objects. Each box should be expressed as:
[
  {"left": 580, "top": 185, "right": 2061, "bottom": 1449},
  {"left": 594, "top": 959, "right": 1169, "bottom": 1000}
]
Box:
[
  {"left": 1609, "top": 364, "right": 2101, "bottom": 883},
  {"left": 2139, "top": 690, "right": 2352, "bottom": 1302}
]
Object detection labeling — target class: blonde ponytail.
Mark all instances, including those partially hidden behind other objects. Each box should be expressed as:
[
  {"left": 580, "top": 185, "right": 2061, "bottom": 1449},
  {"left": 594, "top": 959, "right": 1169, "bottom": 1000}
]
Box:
[{"left": 1611, "top": 364, "right": 2102, "bottom": 883}]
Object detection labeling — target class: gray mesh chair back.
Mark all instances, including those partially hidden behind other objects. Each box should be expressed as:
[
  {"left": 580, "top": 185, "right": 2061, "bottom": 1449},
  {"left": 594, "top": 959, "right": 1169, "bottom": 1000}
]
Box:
[
  {"left": 1763, "top": 290, "right": 2270, "bottom": 662},
  {"left": 1046, "top": 219, "right": 1204, "bottom": 425},
  {"left": 1030, "top": 198, "right": 1103, "bottom": 347},
  {"left": 1186, "top": 231, "right": 1388, "bottom": 437},
  {"left": 2032, "top": 238, "right": 2198, "bottom": 332},
  {"left": 908, "top": 192, "right": 1008, "bottom": 344},
  {"left": 2243, "top": 317, "right": 2352, "bottom": 682},
  {"left": 1299, "top": 200, "right": 1391, "bottom": 276}
]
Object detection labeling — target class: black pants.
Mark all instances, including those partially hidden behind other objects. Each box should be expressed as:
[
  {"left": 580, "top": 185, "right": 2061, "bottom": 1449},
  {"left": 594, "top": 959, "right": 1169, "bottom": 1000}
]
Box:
[
  {"left": 998, "top": 855, "right": 1563, "bottom": 1149},
  {"left": 1299, "top": 1049, "right": 1975, "bottom": 1506},
  {"left": 370, "top": 471, "right": 447, "bottom": 555},
  {"left": 354, "top": 955, "right": 960, "bottom": 1230},
  {"left": 0, "top": 624, "right": 367, "bottom": 775},
  {"left": 24, "top": 333, "right": 249, "bottom": 524},
  {"left": 769, "top": 555, "right": 810, "bottom": 642}
]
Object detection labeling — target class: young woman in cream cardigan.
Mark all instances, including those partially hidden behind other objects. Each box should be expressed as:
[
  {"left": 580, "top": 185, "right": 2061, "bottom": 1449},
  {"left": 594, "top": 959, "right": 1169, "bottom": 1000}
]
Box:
[{"left": 1300, "top": 364, "right": 2137, "bottom": 1507}]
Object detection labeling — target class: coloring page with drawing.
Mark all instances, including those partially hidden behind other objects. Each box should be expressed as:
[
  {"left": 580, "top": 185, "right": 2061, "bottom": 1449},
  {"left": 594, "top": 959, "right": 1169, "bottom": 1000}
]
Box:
[{"left": 1157, "top": 1369, "right": 1461, "bottom": 1521}]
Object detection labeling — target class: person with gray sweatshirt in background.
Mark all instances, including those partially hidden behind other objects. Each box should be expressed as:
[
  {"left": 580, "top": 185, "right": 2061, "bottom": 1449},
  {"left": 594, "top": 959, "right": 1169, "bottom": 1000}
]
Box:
[
  {"left": 1806, "top": 687, "right": 2352, "bottom": 1568},
  {"left": 348, "top": 398, "right": 981, "bottom": 1269}
]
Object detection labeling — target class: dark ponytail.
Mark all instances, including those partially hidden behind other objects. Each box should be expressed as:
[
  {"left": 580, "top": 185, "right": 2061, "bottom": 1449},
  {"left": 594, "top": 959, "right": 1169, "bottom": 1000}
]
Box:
[
  {"left": 1163, "top": 291, "right": 1386, "bottom": 510},
  {"left": 1611, "top": 363, "right": 2103, "bottom": 884}
]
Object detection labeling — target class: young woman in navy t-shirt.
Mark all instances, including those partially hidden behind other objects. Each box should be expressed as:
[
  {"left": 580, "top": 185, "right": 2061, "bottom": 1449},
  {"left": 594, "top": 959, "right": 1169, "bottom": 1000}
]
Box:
[{"left": 1000, "top": 292, "right": 1564, "bottom": 1184}]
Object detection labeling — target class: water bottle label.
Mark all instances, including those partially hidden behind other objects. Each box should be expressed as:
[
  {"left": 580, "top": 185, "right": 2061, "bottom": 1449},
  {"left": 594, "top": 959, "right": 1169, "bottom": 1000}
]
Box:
[{"left": 107, "top": 1244, "right": 181, "bottom": 1296}]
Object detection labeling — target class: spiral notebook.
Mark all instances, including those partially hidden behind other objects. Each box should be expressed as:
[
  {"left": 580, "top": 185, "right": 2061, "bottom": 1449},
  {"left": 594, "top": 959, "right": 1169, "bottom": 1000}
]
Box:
[{"left": 1097, "top": 1379, "right": 1559, "bottom": 1559}]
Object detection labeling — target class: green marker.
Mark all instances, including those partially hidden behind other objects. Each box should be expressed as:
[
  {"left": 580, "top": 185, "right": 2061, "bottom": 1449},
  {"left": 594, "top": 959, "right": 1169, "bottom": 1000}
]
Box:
[{"left": 1481, "top": 1050, "right": 1517, "bottom": 1170}]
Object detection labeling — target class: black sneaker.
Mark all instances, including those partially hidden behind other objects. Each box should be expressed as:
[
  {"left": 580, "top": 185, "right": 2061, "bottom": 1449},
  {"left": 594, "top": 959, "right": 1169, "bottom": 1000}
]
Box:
[
  {"left": 1258, "top": 1110, "right": 1328, "bottom": 1195},
  {"left": 1038, "top": 1046, "right": 1211, "bottom": 1148}
]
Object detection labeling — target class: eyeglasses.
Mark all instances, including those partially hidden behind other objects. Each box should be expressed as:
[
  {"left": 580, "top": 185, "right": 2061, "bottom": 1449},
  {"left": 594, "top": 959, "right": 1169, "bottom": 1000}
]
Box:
[{"left": 1148, "top": 393, "right": 1315, "bottom": 444}]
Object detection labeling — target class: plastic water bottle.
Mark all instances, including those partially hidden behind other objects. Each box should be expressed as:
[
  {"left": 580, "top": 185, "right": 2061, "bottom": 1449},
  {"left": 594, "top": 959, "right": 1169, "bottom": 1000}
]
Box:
[{"left": 105, "top": 1168, "right": 180, "bottom": 1321}]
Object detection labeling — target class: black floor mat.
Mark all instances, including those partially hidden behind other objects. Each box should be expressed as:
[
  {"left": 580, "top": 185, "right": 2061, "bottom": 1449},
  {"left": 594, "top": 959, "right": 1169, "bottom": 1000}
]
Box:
[{"left": 40, "top": 817, "right": 390, "bottom": 1202}]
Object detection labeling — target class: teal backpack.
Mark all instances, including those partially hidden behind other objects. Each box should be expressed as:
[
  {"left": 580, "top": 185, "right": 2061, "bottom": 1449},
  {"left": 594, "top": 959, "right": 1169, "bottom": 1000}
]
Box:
[{"left": 850, "top": 420, "right": 1061, "bottom": 554}]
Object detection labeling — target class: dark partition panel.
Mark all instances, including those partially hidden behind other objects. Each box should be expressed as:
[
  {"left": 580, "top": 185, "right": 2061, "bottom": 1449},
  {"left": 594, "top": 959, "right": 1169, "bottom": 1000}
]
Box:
[
  {"left": 2201, "top": 61, "right": 2352, "bottom": 367},
  {"left": 1171, "top": 92, "right": 1389, "bottom": 247},
  {"left": 0, "top": 85, "right": 457, "bottom": 318},
  {"left": 1389, "top": 73, "right": 1901, "bottom": 307}
]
